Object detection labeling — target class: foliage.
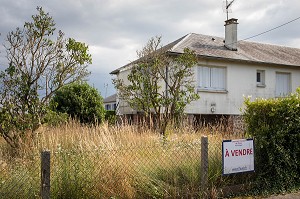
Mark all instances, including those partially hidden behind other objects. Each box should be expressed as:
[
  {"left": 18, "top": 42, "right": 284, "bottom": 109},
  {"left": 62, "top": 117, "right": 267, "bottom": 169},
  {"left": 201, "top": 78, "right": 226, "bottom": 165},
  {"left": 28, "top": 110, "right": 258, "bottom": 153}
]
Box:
[
  {"left": 113, "top": 36, "right": 199, "bottom": 135},
  {"left": 0, "top": 121, "right": 238, "bottom": 198},
  {"left": 43, "top": 110, "right": 69, "bottom": 127},
  {"left": 50, "top": 82, "right": 105, "bottom": 124},
  {"left": 0, "top": 7, "right": 91, "bottom": 148},
  {"left": 105, "top": 110, "right": 117, "bottom": 125},
  {"left": 243, "top": 89, "right": 300, "bottom": 191}
]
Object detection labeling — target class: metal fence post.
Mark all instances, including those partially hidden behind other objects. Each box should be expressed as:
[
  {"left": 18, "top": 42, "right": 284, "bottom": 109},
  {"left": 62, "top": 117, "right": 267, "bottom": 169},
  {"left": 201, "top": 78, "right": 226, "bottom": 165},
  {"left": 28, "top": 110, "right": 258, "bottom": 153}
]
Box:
[
  {"left": 201, "top": 136, "right": 208, "bottom": 193},
  {"left": 41, "top": 150, "right": 50, "bottom": 199}
]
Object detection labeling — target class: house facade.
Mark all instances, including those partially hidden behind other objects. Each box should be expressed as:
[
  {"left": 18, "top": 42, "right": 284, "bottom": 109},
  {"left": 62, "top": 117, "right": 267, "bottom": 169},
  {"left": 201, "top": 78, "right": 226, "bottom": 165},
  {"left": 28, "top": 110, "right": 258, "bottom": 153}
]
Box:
[
  {"left": 110, "top": 18, "right": 300, "bottom": 126},
  {"left": 103, "top": 93, "right": 117, "bottom": 111}
]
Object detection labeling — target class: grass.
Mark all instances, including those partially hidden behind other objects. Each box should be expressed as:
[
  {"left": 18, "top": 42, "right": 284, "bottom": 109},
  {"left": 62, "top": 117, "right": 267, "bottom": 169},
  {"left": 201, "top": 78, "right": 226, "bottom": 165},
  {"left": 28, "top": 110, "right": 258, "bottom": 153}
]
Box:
[{"left": 0, "top": 120, "right": 247, "bottom": 198}]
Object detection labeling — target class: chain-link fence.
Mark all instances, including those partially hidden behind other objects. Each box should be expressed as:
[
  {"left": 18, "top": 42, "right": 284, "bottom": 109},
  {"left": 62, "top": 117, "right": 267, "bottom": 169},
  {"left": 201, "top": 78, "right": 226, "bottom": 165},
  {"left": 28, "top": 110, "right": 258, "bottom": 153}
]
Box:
[
  {"left": 0, "top": 133, "right": 255, "bottom": 198},
  {"left": 0, "top": 154, "right": 41, "bottom": 199}
]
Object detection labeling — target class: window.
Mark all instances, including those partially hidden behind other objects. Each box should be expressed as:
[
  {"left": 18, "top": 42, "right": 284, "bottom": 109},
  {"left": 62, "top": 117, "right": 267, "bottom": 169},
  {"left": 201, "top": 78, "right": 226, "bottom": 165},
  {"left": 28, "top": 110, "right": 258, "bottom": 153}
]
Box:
[
  {"left": 198, "top": 66, "right": 226, "bottom": 91},
  {"left": 105, "top": 104, "right": 111, "bottom": 110},
  {"left": 256, "top": 70, "right": 265, "bottom": 87},
  {"left": 275, "top": 72, "right": 291, "bottom": 97}
]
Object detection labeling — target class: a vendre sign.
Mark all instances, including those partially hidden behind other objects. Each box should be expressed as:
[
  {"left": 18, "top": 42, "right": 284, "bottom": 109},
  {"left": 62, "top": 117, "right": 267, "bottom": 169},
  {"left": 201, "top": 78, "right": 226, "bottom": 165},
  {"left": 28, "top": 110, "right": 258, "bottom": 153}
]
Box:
[{"left": 222, "top": 138, "right": 255, "bottom": 175}]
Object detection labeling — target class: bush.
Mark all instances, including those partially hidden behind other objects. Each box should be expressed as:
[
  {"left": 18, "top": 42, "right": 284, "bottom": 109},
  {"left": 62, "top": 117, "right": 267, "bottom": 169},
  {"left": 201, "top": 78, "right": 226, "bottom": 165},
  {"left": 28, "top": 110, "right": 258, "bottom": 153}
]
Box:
[
  {"left": 105, "top": 110, "right": 116, "bottom": 125},
  {"left": 243, "top": 89, "right": 300, "bottom": 191},
  {"left": 43, "top": 110, "right": 69, "bottom": 127},
  {"left": 50, "top": 82, "right": 105, "bottom": 124}
]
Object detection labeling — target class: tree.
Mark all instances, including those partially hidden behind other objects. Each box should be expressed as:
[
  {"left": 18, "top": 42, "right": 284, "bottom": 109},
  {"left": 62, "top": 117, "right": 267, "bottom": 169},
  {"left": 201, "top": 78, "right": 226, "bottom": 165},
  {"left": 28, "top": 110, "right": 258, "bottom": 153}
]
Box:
[
  {"left": 113, "top": 36, "right": 199, "bottom": 135},
  {"left": 0, "top": 7, "right": 92, "bottom": 148},
  {"left": 50, "top": 82, "right": 105, "bottom": 124}
]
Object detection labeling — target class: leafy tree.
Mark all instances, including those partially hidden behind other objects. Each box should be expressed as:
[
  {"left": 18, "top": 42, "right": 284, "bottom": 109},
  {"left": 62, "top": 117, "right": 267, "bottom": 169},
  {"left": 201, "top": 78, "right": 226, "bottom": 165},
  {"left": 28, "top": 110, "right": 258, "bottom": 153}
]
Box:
[
  {"left": 113, "top": 36, "right": 199, "bottom": 135},
  {"left": 0, "top": 7, "right": 92, "bottom": 148},
  {"left": 50, "top": 82, "right": 105, "bottom": 124}
]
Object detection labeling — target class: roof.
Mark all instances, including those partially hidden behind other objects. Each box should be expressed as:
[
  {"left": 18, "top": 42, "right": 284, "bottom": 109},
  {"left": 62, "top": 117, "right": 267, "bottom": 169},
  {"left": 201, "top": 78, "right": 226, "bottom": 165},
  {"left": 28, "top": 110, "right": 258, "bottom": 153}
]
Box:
[
  {"left": 110, "top": 33, "right": 300, "bottom": 74},
  {"left": 103, "top": 93, "right": 117, "bottom": 103}
]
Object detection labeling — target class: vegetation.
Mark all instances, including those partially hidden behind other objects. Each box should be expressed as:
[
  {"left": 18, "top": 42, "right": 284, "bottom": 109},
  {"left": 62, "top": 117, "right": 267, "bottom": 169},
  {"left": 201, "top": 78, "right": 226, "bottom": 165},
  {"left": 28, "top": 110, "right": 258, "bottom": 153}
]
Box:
[
  {"left": 0, "top": 6, "right": 298, "bottom": 198},
  {"left": 1, "top": 111, "right": 299, "bottom": 198},
  {"left": 50, "top": 82, "right": 105, "bottom": 124},
  {"left": 113, "top": 36, "right": 199, "bottom": 136},
  {"left": 0, "top": 7, "right": 91, "bottom": 148},
  {"left": 105, "top": 110, "right": 117, "bottom": 125},
  {"left": 243, "top": 88, "right": 300, "bottom": 193},
  {"left": 0, "top": 120, "right": 242, "bottom": 199}
]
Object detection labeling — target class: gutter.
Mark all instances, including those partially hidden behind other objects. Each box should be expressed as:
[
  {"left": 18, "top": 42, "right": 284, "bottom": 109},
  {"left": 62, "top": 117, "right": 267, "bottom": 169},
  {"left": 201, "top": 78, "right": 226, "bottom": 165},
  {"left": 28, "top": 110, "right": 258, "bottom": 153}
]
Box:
[{"left": 167, "top": 51, "right": 300, "bottom": 68}]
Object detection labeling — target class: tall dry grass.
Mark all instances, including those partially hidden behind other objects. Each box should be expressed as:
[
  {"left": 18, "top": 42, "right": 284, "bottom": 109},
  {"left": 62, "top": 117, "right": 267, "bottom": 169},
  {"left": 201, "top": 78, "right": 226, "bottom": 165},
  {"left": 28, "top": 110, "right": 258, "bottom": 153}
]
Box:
[{"left": 0, "top": 120, "right": 247, "bottom": 198}]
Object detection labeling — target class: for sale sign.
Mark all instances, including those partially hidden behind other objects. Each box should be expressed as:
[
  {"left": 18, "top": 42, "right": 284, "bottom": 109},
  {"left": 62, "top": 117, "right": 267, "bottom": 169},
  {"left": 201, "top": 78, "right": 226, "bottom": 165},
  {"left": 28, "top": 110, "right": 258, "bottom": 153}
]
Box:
[{"left": 222, "top": 138, "right": 255, "bottom": 175}]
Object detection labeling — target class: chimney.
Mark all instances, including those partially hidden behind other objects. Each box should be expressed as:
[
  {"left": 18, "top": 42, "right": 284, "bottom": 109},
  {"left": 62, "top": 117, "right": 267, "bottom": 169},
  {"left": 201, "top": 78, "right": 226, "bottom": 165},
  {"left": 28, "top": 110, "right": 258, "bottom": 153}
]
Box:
[{"left": 224, "top": 18, "right": 238, "bottom": 51}]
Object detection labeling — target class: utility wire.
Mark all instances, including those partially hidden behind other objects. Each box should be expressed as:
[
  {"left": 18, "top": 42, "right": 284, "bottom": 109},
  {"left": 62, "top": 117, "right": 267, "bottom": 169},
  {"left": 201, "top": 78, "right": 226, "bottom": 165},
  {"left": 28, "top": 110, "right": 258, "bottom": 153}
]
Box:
[{"left": 241, "top": 16, "right": 300, "bottom": 42}]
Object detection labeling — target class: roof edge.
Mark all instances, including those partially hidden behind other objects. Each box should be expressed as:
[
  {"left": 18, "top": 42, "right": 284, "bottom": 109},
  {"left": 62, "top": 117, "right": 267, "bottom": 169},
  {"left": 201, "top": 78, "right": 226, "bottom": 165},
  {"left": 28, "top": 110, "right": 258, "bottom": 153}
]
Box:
[
  {"left": 169, "top": 33, "right": 192, "bottom": 52},
  {"left": 167, "top": 51, "right": 300, "bottom": 68}
]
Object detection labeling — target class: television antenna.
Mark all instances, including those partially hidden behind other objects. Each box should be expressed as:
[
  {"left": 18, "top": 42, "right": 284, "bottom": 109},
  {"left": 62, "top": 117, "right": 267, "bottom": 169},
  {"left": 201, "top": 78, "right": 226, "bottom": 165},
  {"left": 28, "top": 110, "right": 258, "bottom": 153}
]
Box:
[
  {"left": 223, "top": 0, "right": 236, "bottom": 20},
  {"left": 104, "top": 83, "right": 108, "bottom": 98}
]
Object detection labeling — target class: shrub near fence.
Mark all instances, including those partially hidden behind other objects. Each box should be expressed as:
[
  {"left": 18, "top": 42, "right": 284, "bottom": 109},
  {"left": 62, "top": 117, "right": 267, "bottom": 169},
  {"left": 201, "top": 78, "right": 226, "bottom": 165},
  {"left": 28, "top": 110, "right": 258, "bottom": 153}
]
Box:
[
  {"left": 0, "top": 123, "right": 251, "bottom": 198},
  {"left": 244, "top": 89, "right": 300, "bottom": 192}
]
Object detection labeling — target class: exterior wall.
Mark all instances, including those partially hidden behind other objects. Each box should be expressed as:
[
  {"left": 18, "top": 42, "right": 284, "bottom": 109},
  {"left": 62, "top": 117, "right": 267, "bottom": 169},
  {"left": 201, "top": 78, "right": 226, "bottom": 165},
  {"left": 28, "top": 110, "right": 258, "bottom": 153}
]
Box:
[
  {"left": 116, "top": 68, "right": 136, "bottom": 115},
  {"left": 185, "top": 59, "right": 300, "bottom": 115},
  {"left": 116, "top": 58, "right": 300, "bottom": 116},
  {"left": 104, "top": 102, "right": 116, "bottom": 111},
  {"left": 187, "top": 114, "right": 245, "bottom": 134}
]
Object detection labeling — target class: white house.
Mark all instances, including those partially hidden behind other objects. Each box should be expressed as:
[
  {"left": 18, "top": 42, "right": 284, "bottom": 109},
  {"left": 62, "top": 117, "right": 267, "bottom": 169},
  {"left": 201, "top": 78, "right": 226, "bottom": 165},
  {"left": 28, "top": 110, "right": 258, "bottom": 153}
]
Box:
[
  {"left": 110, "top": 18, "right": 300, "bottom": 127},
  {"left": 103, "top": 93, "right": 117, "bottom": 111}
]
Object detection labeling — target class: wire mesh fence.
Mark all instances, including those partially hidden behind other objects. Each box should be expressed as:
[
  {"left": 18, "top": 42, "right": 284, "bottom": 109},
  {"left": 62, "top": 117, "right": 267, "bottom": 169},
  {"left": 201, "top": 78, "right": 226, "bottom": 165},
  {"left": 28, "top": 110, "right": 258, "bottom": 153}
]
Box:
[
  {"left": 0, "top": 155, "right": 41, "bottom": 199},
  {"left": 50, "top": 139, "right": 203, "bottom": 198},
  {"left": 0, "top": 132, "right": 255, "bottom": 198}
]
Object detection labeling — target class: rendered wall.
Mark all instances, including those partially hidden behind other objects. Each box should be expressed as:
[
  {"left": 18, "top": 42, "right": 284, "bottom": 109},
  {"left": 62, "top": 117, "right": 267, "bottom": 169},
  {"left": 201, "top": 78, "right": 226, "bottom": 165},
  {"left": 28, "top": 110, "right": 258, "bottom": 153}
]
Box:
[
  {"left": 185, "top": 59, "right": 300, "bottom": 115},
  {"left": 115, "top": 58, "right": 300, "bottom": 115}
]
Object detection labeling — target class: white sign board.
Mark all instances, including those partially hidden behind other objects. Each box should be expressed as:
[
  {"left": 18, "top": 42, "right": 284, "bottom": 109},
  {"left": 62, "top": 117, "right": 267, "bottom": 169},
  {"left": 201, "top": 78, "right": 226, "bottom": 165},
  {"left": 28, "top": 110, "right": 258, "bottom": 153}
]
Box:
[{"left": 222, "top": 138, "right": 254, "bottom": 175}]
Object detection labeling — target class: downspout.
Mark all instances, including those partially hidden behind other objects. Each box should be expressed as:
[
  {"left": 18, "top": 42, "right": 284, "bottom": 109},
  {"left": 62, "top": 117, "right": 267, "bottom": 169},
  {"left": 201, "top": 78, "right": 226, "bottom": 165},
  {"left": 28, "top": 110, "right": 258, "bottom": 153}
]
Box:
[{"left": 165, "top": 65, "right": 169, "bottom": 98}]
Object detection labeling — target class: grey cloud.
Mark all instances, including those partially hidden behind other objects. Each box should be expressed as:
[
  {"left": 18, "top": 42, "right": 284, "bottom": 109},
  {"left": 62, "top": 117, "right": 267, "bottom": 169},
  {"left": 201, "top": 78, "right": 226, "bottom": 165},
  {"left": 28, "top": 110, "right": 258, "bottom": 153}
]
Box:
[{"left": 1, "top": 0, "right": 300, "bottom": 95}]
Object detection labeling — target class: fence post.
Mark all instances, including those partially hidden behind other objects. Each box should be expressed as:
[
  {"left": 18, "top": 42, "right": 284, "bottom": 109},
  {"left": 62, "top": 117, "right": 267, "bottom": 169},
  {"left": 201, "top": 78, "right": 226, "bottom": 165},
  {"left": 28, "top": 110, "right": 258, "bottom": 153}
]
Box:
[
  {"left": 201, "top": 136, "right": 208, "bottom": 193},
  {"left": 41, "top": 150, "right": 50, "bottom": 199}
]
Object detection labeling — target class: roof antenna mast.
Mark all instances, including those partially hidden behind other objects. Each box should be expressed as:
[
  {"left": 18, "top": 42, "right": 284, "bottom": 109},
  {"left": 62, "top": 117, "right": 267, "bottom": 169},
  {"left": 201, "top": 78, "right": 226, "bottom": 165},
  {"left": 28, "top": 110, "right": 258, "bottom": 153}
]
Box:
[{"left": 223, "top": 0, "right": 235, "bottom": 20}]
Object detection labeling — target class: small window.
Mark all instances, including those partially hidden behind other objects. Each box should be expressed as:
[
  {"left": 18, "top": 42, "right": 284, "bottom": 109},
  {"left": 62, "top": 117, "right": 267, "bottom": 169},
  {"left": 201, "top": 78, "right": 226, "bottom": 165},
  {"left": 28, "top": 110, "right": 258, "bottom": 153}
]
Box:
[{"left": 256, "top": 70, "right": 265, "bottom": 87}]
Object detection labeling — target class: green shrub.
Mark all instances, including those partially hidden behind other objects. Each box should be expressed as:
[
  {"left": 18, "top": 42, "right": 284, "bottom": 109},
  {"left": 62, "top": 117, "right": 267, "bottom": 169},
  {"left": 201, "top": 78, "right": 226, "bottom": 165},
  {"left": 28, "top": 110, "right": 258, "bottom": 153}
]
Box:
[
  {"left": 50, "top": 82, "right": 105, "bottom": 124},
  {"left": 243, "top": 89, "right": 300, "bottom": 191},
  {"left": 105, "top": 110, "right": 116, "bottom": 125},
  {"left": 43, "top": 110, "right": 69, "bottom": 126}
]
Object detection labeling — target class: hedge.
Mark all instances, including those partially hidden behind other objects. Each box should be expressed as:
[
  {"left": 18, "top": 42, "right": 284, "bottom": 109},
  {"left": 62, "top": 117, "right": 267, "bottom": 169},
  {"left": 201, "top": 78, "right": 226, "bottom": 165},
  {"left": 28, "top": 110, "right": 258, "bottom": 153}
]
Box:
[{"left": 243, "top": 88, "right": 300, "bottom": 191}]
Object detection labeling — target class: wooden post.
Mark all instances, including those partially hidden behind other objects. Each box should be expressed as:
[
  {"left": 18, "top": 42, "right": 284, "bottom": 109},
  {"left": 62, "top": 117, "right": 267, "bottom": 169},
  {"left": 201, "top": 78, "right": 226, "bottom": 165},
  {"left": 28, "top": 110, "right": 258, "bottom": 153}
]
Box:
[
  {"left": 201, "top": 136, "right": 209, "bottom": 193},
  {"left": 41, "top": 150, "right": 50, "bottom": 199}
]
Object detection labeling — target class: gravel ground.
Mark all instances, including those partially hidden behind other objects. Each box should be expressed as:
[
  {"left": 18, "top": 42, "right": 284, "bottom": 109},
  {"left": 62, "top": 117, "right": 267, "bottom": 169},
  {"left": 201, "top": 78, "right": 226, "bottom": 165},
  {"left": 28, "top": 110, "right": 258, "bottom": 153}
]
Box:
[
  {"left": 264, "top": 192, "right": 300, "bottom": 199},
  {"left": 231, "top": 191, "right": 300, "bottom": 199}
]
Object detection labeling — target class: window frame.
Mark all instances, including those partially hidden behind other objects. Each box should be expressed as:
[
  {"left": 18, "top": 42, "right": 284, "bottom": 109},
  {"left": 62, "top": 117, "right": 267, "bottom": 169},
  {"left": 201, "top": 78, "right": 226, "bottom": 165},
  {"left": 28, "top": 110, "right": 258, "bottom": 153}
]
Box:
[
  {"left": 105, "top": 104, "right": 112, "bottom": 110},
  {"left": 256, "top": 70, "right": 266, "bottom": 87},
  {"left": 197, "top": 65, "right": 227, "bottom": 92}
]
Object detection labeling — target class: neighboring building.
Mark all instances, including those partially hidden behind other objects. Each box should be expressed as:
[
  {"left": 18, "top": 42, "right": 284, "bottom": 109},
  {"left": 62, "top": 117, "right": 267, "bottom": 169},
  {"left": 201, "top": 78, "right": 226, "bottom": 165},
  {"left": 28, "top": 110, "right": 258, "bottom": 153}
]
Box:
[
  {"left": 103, "top": 93, "right": 117, "bottom": 111},
  {"left": 110, "top": 18, "right": 300, "bottom": 127}
]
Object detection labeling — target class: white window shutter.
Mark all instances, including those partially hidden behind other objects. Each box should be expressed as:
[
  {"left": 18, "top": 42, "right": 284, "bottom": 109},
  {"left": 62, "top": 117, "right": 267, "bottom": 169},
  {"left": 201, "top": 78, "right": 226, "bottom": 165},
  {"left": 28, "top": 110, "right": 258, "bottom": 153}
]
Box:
[
  {"left": 198, "top": 66, "right": 210, "bottom": 88},
  {"left": 276, "top": 73, "right": 290, "bottom": 97},
  {"left": 198, "top": 66, "right": 226, "bottom": 90},
  {"left": 211, "top": 68, "right": 225, "bottom": 90}
]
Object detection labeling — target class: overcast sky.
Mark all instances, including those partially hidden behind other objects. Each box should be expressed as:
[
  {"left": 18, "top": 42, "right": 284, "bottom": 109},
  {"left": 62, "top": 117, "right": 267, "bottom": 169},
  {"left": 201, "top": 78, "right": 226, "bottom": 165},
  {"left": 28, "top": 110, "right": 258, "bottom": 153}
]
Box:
[{"left": 1, "top": 0, "right": 300, "bottom": 98}]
